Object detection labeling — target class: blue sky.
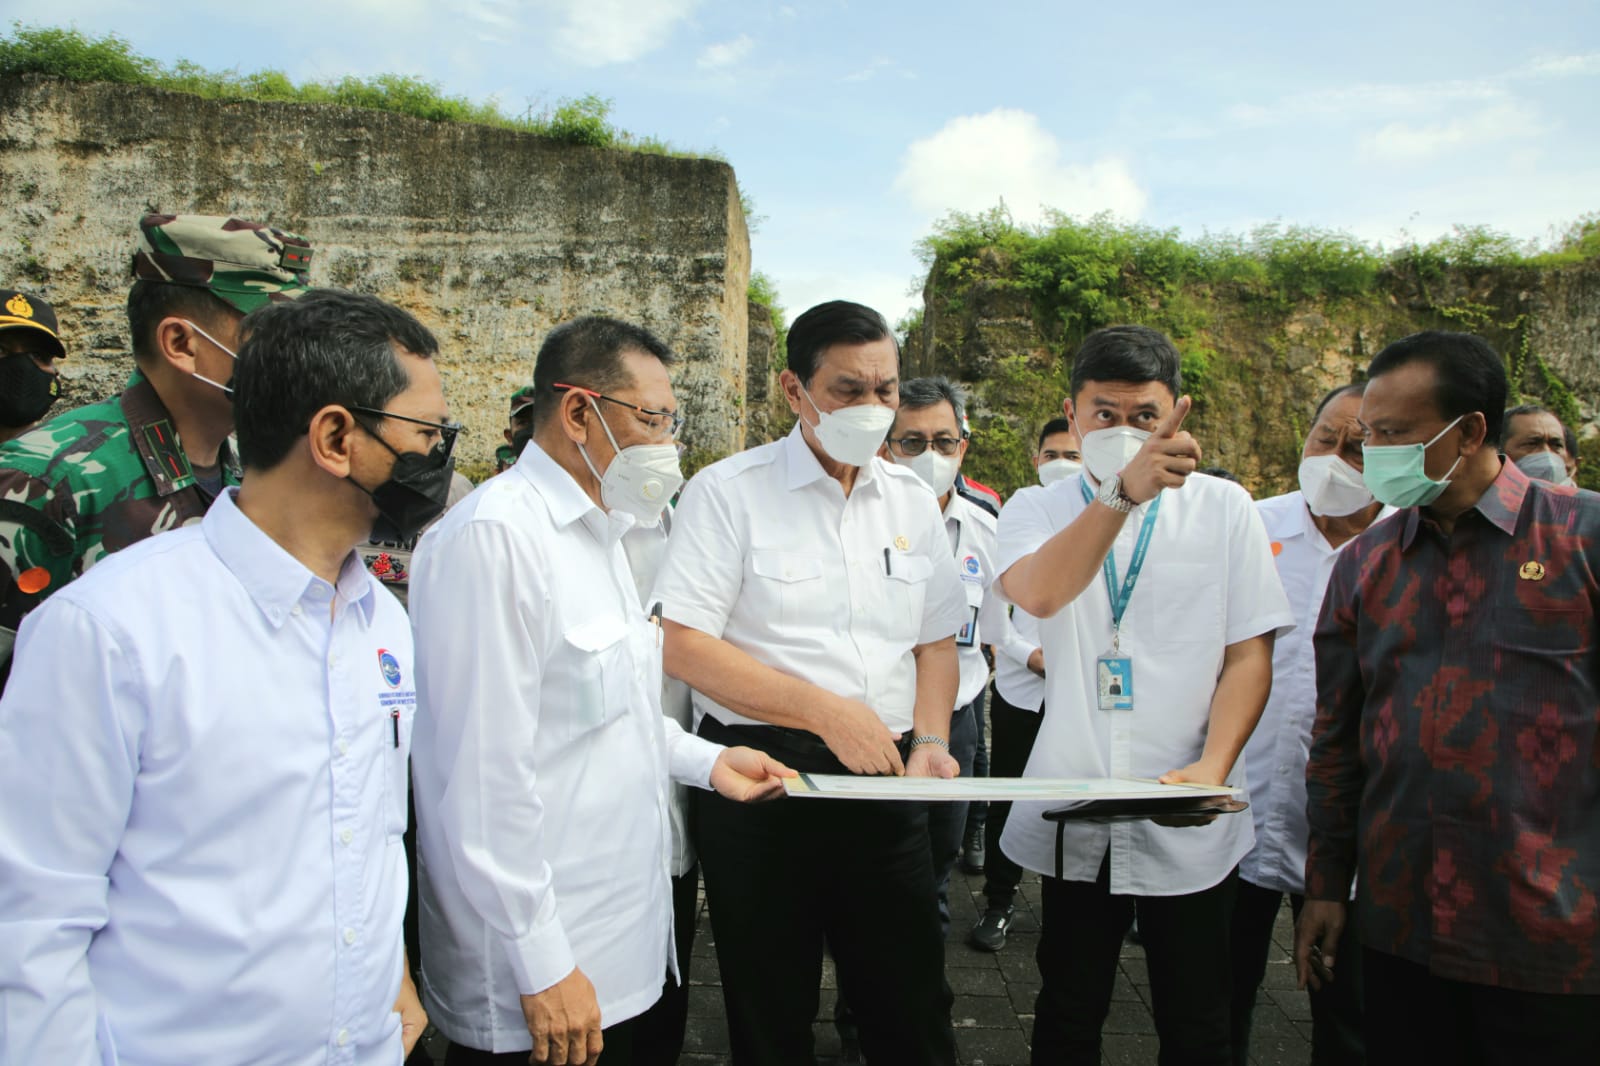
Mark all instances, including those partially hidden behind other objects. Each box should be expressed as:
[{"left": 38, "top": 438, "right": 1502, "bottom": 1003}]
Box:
[{"left": 13, "top": 0, "right": 1599, "bottom": 326}]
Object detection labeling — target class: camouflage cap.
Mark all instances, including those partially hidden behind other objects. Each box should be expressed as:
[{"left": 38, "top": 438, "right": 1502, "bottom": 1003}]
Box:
[
  {"left": 0, "top": 290, "right": 66, "bottom": 358},
  {"left": 131, "top": 213, "right": 313, "bottom": 314},
  {"left": 509, "top": 386, "right": 537, "bottom": 417}
]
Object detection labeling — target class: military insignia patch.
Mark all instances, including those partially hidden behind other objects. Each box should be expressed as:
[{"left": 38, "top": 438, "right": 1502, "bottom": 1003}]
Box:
[
  {"left": 4, "top": 294, "right": 33, "bottom": 319},
  {"left": 1519, "top": 561, "right": 1546, "bottom": 581}
]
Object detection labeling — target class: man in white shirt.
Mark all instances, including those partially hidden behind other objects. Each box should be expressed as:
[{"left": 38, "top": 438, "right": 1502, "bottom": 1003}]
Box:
[
  {"left": 997, "top": 324, "right": 1293, "bottom": 1065},
  {"left": 0, "top": 288, "right": 449, "bottom": 1065},
  {"left": 652, "top": 300, "right": 969, "bottom": 1065},
  {"left": 1229, "top": 384, "right": 1380, "bottom": 1066},
  {"left": 970, "top": 416, "right": 1082, "bottom": 953},
  {"left": 408, "top": 316, "right": 791, "bottom": 1066},
  {"left": 880, "top": 375, "right": 1008, "bottom": 936}
]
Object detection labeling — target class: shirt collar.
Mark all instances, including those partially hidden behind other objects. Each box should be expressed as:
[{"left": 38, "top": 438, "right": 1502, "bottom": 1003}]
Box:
[
  {"left": 203, "top": 489, "right": 377, "bottom": 629},
  {"left": 517, "top": 439, "right": 636, "bottom": 544},
  {"left": 1400, "top": 458, "right": 1527, "bottom": 549},
  {"left": 782, "top": 422, "right": 882, "bottom": 494},
  {"left": 119, "top": 370, "right": 240, "bottom": 498}
]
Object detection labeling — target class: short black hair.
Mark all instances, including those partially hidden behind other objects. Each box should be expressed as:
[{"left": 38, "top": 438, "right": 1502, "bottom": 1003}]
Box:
[
  {"left": 1038, "top": 417, "right": 1074, "bottom": 449},
  {"left": 786, "top": 300, "right": 896, "bottom": 387},
  {"left": 233, "top": 289, "right": 438, "bottom": 470},
  {"left": 1367, "top": 331, "right": 1508, "bottom": 443},
  {"left": 1312, "top": 382, "right": 1366, "bottom": 425},
  {"left": 531, "top": 316, "right": 675, "bottom": 428},
  {"left": 126, "top": 280, "right": 237, "bottom": 361},
  {"left": 1070, "top": 325, "right": 1182, "bottom": 399},
  {"left": 1500, "top": 403, "right": 1557, "bottom": 446},
  {"left": 896, "top": 376, "right": 966, "bottom": 427}
]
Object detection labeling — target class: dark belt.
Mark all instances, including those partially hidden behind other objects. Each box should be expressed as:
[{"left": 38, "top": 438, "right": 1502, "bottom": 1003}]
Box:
[{"left": 698, "top": 716, "right": 915, "bottom": 774}]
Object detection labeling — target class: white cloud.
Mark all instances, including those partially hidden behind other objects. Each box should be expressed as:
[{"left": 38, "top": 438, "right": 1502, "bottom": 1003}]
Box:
[
  {"left": 697, "top": 34, "right": 753, "bottom": 70},
  {"left": 1363, "top": 102, "right": 1546, "bottom": 163},
  {"left": 894, "top": 108, "right": 1148, "bottom": 224},
  {"left": 545, "top": 0, "right": 701, "bottom": 66},
  {"left": 1519, "top": 52, "right": 1600, "bottom": 79},
  {"left": 774, "top": 270, "right": 923, "bottom": 331}
]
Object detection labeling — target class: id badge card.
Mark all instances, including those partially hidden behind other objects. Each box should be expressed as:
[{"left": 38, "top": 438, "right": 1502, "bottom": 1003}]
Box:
[
  {"left": 1096, "top": 654, "right": 1134, "bottom": 711},
  {"left": 955, "top": 604, "right": 980, "bottom": 648}
]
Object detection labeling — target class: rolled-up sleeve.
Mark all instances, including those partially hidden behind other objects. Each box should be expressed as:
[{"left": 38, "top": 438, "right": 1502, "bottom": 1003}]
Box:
[{"left": 0, "top": 595, "right": 141, "bottom": 1066}]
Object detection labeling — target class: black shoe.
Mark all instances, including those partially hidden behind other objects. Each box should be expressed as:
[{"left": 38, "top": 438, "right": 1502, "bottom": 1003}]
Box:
[
  {"left": 961, "top": 825, "right": 986, "bottom": 874},
  {"left": 968, "top": 905, "right": 1015, "bottom": 952}
]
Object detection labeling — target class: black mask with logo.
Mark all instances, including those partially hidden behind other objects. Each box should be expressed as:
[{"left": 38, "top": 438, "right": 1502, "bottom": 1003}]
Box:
[
  {"left": 350, "top": 421, "right": 456, "bottom": 545},
  {"left": 0, "top": 353, "right": 59, "bottom": 428}
]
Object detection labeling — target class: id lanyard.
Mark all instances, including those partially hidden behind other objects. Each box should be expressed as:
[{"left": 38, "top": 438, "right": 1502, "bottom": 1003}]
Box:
[{"left": 1080, "top": 478, "right": 1161, "bottom": 651}]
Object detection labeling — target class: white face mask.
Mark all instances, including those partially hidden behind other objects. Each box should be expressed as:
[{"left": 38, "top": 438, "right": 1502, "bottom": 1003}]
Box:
[
  {"left": 800, "top": 384, "right": 895, "bottom": 468},
  {"left": 894, "top": 449, "right": 961, "bottom": 497},
  {"left": 183, "top": 318, "right": 236, "bottom": 396},
  {"left": 577, "top": 398, "right": 684, "bottom": 526},
  {"left": 1079, "top": 426, "right": 1149, "bottom": 482},
  {"left": 1298, "top": 454, "right": 1376, "bottom": 517},
  {"left": 1037, "top": 458, "right": 1083, "bottom": 486}
]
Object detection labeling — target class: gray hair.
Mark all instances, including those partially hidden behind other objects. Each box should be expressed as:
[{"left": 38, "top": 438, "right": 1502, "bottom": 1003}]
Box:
[{"left": 898, "top": 376, "right": 968, "bottom": 434}]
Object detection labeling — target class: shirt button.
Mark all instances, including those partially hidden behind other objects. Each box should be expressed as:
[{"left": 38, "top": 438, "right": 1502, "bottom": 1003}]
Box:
[
  {"left": 337, "top": 738, "right": 350, "bottom": 756},
  {"left": 343, "top": 927, "right": 357, "bottom": 945},
  {"left": 336, "top": 1029, "right": 349, "bottom": 1047},
  {"left": 340, "top": 828, "right": 353, "bottom": 846},
  {"left": 328, "top": 655, "right": 340, "bottom": 668},
  {"left": 291, "top": 605, "right": 303, "bottom": 617}
]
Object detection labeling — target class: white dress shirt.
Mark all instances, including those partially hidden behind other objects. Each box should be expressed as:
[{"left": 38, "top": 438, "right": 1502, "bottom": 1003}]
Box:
[
  {"left": 408, "top": 443, "right": 722, "bottom": 1053},
  {"left": 1239, "top": 491, "right": 1390, "bottom": 897},
  {"left": 622, "top": 514, "right": 697, "bottom": 878},
  {"left": 944, "top": 491, "right": 1008, "bottom": 708},
  {"left": 651, "top": 425, "right": 969, "bottom": 734},
  {"left": 993, "top": 605, "right": 1045, "bottom": 711},
  {"left": 0, "top": 489, "right": 412, "bottom": 1066},
  {"left": 996, "top": 472, "right": 1294, "bottom": 896}
]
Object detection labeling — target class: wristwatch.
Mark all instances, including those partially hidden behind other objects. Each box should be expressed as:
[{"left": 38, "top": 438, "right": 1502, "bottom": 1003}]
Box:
[{"left": 1095, "top": 473, "right": 1138, "bottom": 513}]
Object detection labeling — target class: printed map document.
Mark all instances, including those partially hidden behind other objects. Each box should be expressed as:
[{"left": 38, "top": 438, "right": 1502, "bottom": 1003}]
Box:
[{"left": 783, "top": 775, "right": 1241, "bottom": 803}]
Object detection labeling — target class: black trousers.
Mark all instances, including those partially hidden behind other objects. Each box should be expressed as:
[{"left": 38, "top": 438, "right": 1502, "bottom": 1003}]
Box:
[
  {"left": 1363, "top": 947, "right": 1600, "bottom": 1066},
  {"left": 1229, "top": 879, "right": 1363, "bottom": 1066},
  {"left": 1033, "top": 853, "right": 1236, "bottom": 1066},
  {"left": 631, "top": 864, "right": 698, "bottom": 1066},
  {"left": 928, "top": 695, "right": 981, "bottom": 936},
  {"left": 695, "top": 717, "right": 957, "bottom": 1066},
  {"left": 980, "top": 684, "right": 1044, "bottom": 909}
]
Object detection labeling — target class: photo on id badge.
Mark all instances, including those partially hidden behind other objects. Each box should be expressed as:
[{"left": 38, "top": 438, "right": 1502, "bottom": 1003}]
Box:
[{"left": 1097, "top": 655, "right": 1134, "bottom": 711}]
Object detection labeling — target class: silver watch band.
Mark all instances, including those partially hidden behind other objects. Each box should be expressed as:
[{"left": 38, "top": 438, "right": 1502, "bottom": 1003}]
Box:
[{"left": 1096, "top": 474, "right": 1137, "bottom": 513}]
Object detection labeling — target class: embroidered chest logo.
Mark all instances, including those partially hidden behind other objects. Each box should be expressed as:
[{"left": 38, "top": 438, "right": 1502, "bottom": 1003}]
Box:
[
  {"left": 962, "top": 554, "right": 981, "bottom": 577},
  {"left": 377, "top": 648, "right": 403, "bottom": 688},
  {"left": 894, "top": 535, "right": 910, "bottom": 551}
]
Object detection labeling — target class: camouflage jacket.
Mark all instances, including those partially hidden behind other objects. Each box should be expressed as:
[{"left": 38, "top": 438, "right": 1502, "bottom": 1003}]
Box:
[{"left": 0, "top": 371, "right": 240, "bottom": 655}]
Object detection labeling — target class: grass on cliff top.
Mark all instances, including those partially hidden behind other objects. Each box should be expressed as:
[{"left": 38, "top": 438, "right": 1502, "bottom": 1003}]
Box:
[{"left": 0, "top": 23, "right": 716, "bottom": 159}]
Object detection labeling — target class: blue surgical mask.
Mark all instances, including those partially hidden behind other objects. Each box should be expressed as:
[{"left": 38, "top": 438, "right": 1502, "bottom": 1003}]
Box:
[{"left": 1361, "top": 415, "right": 1464, "bottom": 508}]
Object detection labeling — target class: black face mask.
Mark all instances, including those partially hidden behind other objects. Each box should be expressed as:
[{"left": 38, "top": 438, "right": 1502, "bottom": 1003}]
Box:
[
  {"left": 351, "top": 423, "right": 456, "bottom": 546},
  {"left": 0, "top": 353, "right": 59, "bottom": 428}
]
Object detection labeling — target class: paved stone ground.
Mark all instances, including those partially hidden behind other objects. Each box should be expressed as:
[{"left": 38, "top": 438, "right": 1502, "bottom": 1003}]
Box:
[{"left": 416, "top": 863, "right": 1314, "bottom": 1066}]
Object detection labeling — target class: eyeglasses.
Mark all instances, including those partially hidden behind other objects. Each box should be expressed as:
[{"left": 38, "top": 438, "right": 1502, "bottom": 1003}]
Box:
[
  {"left": 348, "top": 405, "right": 465, "bottom": 458},
  {"left": 887, "top": 435, "right": 962, "bottom": 457},
  {"left": 553, "top": 382, "right": 685, "bottom": 440}
]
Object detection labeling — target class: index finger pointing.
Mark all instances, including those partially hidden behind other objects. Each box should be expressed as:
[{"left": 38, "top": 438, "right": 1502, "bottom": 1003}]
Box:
[{"left": 1156, "top": 395, "right": 1193, "bottom": 439}]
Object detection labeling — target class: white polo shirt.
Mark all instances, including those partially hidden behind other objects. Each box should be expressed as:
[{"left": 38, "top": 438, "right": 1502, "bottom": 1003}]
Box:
[
  {"left": 993, "top": 606, "right": 1045, "bottom": 711},
  {"left": 944, "top": 490, "right": 1007, "bottom": 709},
  {"left": 652, "top": 425, "right": 969, "bottom": 734},
  {"left": 996, "top": 472, "right": 1294, "bottom": 896},
  {"left": 1239, "top": 491, "right": 1390, "bottom": 897},
  {"left": 0, "top": 489, "right": 413, "bottom": 1066},
  {"left": 408, "top": 443, "right": 722, "bottom": 1052}
]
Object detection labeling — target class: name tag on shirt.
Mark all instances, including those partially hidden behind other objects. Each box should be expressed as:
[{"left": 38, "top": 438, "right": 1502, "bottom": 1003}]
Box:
[
  {"left": 955, "top": 604, "right": 980, "bottom": 647},
  {"left": 1096, "top": 655, "right": 1134, "bottom": 711}
]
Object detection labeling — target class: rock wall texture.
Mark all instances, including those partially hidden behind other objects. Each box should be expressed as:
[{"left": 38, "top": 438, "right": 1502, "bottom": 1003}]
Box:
[
  {"left": 0, "top": 76, "right": 751, "bottom": 473},
  {"left": 908, "top": 255, "right": 1600, "bottom": 498}
]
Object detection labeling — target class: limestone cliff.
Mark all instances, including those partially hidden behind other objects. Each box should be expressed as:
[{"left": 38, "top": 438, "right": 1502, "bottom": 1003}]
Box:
[{"left": 0, "top": 76, "right": 751, "bottom": 474}]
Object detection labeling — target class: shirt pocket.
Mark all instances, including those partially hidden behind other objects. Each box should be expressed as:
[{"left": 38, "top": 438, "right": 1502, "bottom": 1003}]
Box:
[
  {"left": 883, "top": 553, "right": 934, "bottom": 637},
  {"left": 749, "top": 549, "right": 827, "bottom": 628},
  {"left": 1147, "top": 562, "right": 1223, "bottom": 646},
  {"left": 382, "top": 698, "right": 414, "bottom": 837},
  {"left": 561, "top": 615, "right": 631, "bottom": 741}
]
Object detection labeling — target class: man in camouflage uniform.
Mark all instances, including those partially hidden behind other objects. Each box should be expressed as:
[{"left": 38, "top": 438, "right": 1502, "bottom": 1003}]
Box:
[
  {"left": 495, "top": 384, "right": 536, "bottom": 472},
  {"left": 0, "top": 289, "right": 67, "bottom": 443},
  {"left": 0, "top": 213, "right": 313, "bottom": 675}
]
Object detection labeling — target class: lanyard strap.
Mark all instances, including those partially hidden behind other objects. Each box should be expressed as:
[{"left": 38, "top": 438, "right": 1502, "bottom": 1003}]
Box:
[{"left": 1080, "top": 478, "right": 1161, "bottom": 640}]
